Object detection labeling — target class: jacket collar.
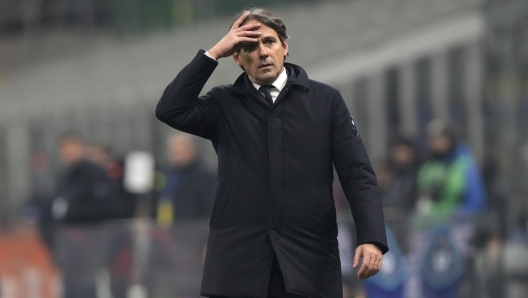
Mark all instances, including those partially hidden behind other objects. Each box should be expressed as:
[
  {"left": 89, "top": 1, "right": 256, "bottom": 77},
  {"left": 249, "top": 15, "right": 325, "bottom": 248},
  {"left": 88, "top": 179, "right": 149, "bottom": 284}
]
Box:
[{"left": 232, "top": 62, "right": 310, "bottom": 93}]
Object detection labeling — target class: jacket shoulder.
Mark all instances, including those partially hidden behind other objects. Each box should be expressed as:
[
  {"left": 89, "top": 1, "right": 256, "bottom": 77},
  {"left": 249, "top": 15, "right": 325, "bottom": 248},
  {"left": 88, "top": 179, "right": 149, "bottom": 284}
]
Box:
[
  {"left": 208, "top": 84, "right": 235, "bottom": 98},
  {"left": 307, "top": 80, "right": 339, "bottom": 96}
]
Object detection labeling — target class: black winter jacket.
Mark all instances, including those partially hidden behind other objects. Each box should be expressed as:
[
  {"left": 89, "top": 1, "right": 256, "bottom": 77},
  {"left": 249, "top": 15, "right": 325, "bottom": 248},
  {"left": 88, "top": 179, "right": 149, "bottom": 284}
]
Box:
[{"left": 156, "top": 50, "right": 388, "bottom": 298}]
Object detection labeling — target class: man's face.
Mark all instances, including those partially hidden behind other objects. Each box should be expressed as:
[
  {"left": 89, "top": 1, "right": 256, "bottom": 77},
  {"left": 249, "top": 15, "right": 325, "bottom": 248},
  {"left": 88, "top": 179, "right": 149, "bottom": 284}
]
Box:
[
  {"left": 168, "top": 135, "right": 196, "bottom": 169},
  {"left": 429, "top": 135, "right": 452, "bottom": 157},
  {"left": 390, "top": 144, "right": 414, "bottom": 168},
  {"left": 59, "top": 137, "right": 84, "bottom": 166},
  {"left": 233, "top": 19, "right": 288, "bottom": 85}
]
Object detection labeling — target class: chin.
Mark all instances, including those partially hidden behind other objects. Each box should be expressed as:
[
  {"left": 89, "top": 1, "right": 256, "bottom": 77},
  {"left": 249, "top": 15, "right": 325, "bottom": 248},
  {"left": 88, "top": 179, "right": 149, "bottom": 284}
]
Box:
[{"left": 258, "top": 73, "right": 277, "bottom": 83}]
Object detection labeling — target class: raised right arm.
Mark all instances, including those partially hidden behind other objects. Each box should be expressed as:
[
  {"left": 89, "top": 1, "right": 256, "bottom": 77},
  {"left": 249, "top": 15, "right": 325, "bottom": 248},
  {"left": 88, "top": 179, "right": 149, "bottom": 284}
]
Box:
[
  {"left": 155, "top": 50, "right": 220, "bottom": 139},
  {"left": 155, "top": 13, "right": 261, "bottom": 139}
]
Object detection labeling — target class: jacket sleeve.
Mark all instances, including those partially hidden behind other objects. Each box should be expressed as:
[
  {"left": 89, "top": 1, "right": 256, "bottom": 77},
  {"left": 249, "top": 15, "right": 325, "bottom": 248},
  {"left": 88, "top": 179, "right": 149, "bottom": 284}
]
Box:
[
  {"left": 330, "top": 90, "right": 388, "bottom": 254},
  {"left": 155, "top": 50, "right": 220, "bottom": 140}
]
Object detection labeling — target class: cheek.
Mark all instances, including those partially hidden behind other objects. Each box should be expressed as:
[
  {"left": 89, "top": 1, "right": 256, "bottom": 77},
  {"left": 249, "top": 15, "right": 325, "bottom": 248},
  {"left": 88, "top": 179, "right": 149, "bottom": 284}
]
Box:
[{"left": 241, "top": 57, "right": 256, "bottom": 70}]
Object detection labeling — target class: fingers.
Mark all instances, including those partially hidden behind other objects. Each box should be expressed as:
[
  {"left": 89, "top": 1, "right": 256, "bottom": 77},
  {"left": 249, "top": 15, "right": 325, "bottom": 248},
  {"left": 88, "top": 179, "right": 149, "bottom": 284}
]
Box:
[
  {"left": 355, "top": 244, "right": 383, "bottom": 280},
  {"left": 232, "top": 23, "right": 261, "bottom": 44},
  {"left": 210, "top": 15, "right": 261, "bottom": 59},
  {"left": 231, "top": 13, "right": 262, "bottom": 32},
  {"left": 353, "top": 246, "right": 362, "bottom": 269},
  {"left": 357, "top": 253, "right": 371, "bottom": 279},
  {"left": 235, "top": 22, "right": 261, "bottom": 32},
  {"left": 364, "top": 254, "right": 381, "bottom": 278},
  {"left": 236, "top": 30, "right": 261, "bottom": 38},
  {"left": 232, "top": 29, "right": 260, "bottom": 45},
  {"left": 231, "top": 13, "right": 249, "bottom": 30}
]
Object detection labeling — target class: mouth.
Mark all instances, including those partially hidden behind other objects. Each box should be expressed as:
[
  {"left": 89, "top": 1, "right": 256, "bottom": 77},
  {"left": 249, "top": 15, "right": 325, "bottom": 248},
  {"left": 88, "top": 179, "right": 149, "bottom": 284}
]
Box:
[{"left": 258, "top": 62, "right": 273, "bottom": 69}]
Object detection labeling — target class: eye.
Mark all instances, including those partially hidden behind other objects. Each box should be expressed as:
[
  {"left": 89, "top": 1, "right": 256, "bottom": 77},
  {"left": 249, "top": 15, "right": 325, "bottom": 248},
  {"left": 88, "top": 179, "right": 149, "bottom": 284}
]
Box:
[{"left": 242, "top": 42, "right": 259, "bottom": 53}]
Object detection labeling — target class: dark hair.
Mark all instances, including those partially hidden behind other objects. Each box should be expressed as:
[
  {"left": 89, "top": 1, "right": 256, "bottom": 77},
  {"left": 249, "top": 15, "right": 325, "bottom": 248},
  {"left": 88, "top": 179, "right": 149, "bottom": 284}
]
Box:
[
  {"left": 389, "top": 136, "right": 416, "bottom": 151},
  {"left": 231, "top": 8, "right": 289, "bottom": 45},
  {"left": 426, "top": 119, "right": 458, "bottom": 143},
  {"left": 230, "top": 8, "right": 289, "bottom": 71}
]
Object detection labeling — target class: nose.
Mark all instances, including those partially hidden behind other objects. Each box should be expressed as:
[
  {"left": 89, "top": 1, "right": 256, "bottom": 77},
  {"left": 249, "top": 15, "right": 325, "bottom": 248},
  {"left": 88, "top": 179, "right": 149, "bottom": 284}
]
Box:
[{"left": 258, "top": 42, "right": 268, "bottom": 57}]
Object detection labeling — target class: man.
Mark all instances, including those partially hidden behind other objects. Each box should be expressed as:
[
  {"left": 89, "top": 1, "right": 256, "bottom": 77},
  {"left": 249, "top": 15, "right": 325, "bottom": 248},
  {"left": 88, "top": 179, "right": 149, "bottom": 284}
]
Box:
[
  {"left": 156, "top": 132, "right": 215, "bottom": 224},
  {"left": 416, "top": 119, "right": 486, "bottom": 218},
  {"left": 88, "top": 143, "right": 137, "bottom": 220},
  {"left": 50, "top": 133, "right": 112, "bottom": 298},
  {"left": 51, "top": 133, "right": 111, "bottom": 223},
  {"left": 156, "top": 8, "right": 387, "bottom": 298},
  {"left": 383, "top": 137, "right": 420, "bottom": 215}
]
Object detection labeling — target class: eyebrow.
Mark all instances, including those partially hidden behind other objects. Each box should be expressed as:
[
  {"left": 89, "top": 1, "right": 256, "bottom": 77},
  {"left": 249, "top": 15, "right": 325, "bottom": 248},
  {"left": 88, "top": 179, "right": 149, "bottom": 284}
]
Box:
[{"left": 262, "top": 36, "right": 277, "bottom": 42}]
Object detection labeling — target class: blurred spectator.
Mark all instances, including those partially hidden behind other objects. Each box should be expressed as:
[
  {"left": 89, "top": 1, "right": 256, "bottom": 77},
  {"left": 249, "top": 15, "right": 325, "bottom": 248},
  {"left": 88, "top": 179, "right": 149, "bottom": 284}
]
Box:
[
  {"left": 377, "top": 137, "right": 420, "bottom": 252},
  {"left": 50, "top": 132, "right": 111, "bottom": 224},
  {"left": 382, "top": 137, "right": 420, "bottom": 216},
  {"left": 156, "top": 133, "right": 215, "bottom": 225},
  {"left": 415, "top": 119, "right": 486, "bottom": 219},
  {"left": 88, "top": 144, "right": 137, "bottom": 220},
  {"left": 48, "top": 133, "right": 114, "bottom": 298},
  {"left": 88, "top": 143, "right": 112, "bottom": 167}
]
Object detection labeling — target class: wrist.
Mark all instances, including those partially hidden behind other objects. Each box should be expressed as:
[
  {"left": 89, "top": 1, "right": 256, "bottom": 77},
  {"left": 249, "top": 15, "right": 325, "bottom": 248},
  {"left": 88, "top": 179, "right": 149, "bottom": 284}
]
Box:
[{"left": 207, "top": 48, "right": 220, "bottom": 60}]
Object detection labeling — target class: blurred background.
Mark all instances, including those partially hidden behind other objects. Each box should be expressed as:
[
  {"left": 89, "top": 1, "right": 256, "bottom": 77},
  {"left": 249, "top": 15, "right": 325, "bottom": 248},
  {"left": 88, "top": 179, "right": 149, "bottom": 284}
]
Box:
[{"left": 1, "top": 0, "right": 528, "bottom": 297}]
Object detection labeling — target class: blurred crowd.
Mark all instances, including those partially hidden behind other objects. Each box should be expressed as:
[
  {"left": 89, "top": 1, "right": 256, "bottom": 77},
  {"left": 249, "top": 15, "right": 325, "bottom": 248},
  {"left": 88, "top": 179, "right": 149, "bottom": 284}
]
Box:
[
  {"left": 13, "top": 117, "right": 528, "bottom": 298},
  {"left": 331, "top": 118, "right": 526, "bottom": 298},
  {"left": 17, "top": 130, "right": 216, "bottom": 297},
  {"left": 21, "top": 130, "right": 215, "bottom": 246}
]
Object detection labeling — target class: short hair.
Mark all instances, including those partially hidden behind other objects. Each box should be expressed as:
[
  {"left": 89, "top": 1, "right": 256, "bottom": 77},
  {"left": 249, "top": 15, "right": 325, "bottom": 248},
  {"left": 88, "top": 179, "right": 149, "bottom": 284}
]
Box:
[
  {"left": 230, "top": 8, "right": 289, "bottom": 71},
  {"left": 230, "top": 8, "right": 289, "bottom": 46},
  {"left": 426, "top": 119, "right": 458, "bottom": 141},
  {"left": 389, "top": 136, "right": 416, "bottom": 151}
]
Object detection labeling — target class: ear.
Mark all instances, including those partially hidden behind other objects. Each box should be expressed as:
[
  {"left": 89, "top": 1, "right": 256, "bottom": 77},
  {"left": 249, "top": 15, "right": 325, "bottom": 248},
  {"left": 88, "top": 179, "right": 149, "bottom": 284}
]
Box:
[
  {"left": 232, "top": 52, "right": 243, "bottom": 66},
  {"left": 282, "top": 41, "right": 289, "bottom": 57}
]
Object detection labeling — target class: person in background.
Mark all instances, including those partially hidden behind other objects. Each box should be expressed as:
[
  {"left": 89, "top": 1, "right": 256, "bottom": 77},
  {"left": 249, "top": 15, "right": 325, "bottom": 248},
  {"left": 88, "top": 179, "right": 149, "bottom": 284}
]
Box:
[
  {"left": 156, "top": 132, "right": 215, "bottom": 225},
  {"left": 50, "top": 133, "right": 113, "bottom": 298},
  {"left": 376, "top": 137, "right": 420, "bottom": 253},
  {"left": 383, "top": 137, "right": 420, "bottom": 214},
  {"left": 88, "top": 144, "right": 136, "bottom": 220},
  {"left": 50, "top": 133, "right": 111, "bottom": 224},
  {"left": 416, "top": 119, "right": 486, "bottom": 219}
]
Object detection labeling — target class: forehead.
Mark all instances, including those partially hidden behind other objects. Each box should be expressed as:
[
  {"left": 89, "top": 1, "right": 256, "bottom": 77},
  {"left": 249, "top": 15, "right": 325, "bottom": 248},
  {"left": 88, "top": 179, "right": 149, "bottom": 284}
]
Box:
[
  {"left": 61, "top": 137, "right": 80, "bottom": 145},
  {"left": 244, "top": 19, "right": 279, "bottom": 38}
]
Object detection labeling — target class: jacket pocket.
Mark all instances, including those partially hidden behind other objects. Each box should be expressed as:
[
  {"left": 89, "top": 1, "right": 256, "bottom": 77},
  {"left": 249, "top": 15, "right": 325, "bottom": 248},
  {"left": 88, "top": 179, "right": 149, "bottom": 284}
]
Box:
[{"left": 209, "top": 177, "right": 234, "bottom": 230}]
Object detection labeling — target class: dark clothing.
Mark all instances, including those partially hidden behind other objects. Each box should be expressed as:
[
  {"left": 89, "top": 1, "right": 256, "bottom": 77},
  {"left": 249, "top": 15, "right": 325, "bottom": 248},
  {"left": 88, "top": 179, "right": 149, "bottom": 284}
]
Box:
[
  {"left": 382, "top": 167, "right": 418, "bottom": 213},
  {"left": 52, "top": 160, "right": 111, "bottom": 224},
  {"left": 156, "top": 50, "right": 388, "bottom": 298},
  {"left": 267, "top": 254, "right": 306, "bottom": 298},
  {"left": 106, "top": 160, "right": 137, "bottom": 220},
  {"left": 159, "top": 160, "right": 215, "bottom": 220},
  {"left": 209, "top": 255, "right": 308, "bottom": 298}
]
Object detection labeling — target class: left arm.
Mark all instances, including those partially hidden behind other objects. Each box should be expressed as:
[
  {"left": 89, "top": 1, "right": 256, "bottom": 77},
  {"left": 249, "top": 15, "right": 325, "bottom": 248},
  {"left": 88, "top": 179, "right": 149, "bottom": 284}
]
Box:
[{"left": 330, "top": 90, "right": 388, "bottom": 278}]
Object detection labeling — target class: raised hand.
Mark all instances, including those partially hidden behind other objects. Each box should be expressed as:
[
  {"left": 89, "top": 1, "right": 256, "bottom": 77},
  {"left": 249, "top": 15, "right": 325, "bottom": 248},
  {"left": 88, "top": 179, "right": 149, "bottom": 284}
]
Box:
[{"left": 208, "top": 13, "right": 261, "bottom": 60}]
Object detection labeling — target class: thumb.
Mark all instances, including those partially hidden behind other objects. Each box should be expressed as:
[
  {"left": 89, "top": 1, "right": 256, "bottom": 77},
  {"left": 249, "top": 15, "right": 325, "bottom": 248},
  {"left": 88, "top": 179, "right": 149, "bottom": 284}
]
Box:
[{"left": 353, "top": 246, "right": 362, "bottom": 269}]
